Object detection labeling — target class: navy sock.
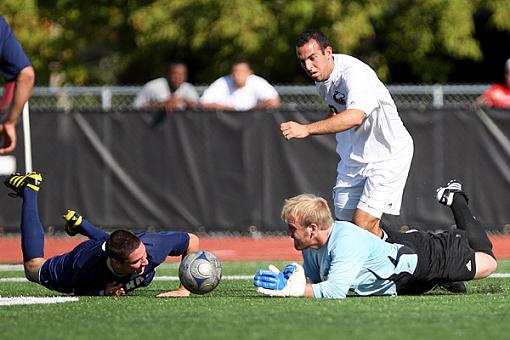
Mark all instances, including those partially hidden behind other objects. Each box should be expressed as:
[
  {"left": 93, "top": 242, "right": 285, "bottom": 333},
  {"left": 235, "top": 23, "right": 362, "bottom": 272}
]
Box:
[
  {"left": 21, "top": 188, "right": 44, "bottom": 261},
  {"left": 451, "top": 194, "right": 496, "bottom": 259},
  {"left": 80, "top": 219, "right": 109, "bottom": 240}
]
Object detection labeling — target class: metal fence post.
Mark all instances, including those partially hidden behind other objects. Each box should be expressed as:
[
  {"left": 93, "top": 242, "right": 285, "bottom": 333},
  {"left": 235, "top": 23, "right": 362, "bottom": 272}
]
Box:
[
  {"left": 432, "top": 84, "right": 444, "bottom": 109},
  {"left": 101, "top": 86, "right": 112, "bottom": 111}
]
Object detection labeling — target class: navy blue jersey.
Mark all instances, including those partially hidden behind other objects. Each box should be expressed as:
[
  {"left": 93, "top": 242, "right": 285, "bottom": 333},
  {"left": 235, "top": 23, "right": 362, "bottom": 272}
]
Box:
[
  {"left": 0, "top": 16, "right": 31, "bottom": 81},
  {"left": 39, "top": 232, "right": 190, "bottom": 295}
]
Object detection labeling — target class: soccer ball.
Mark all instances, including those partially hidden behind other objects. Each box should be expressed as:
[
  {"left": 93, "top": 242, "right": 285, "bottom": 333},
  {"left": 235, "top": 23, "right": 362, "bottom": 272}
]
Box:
[{"left": 179, "top": 250, "right": 222, "bottom": 294}]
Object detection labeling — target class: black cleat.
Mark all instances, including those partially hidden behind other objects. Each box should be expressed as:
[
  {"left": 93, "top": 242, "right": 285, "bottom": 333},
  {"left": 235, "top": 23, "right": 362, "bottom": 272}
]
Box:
[
  {"left": 437, "top": 281, "right": 467, "bottom": 294},
  {"left": 4, "top": 172, "right": 43, "bottom": 197},
  {"left": 436, "top": 179, "right": 467, "bottom": 206}
]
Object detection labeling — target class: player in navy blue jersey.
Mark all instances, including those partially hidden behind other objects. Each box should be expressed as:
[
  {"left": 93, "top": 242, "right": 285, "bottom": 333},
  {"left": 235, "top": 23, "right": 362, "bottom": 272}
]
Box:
[
  {"left": 4, "top": 171, "right": 199, "bottom": 297},
  {"left": 0, "top": 16, "right": 35, "bottom": 154}
]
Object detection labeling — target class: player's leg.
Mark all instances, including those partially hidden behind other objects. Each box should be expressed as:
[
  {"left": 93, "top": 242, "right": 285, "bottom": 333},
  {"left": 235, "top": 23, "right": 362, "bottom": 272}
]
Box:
[
  {"left": 64, "top": 209, "right": 109, "bottom": 240},
  {"left": 333, "top": 164, "right": 385, "bottom": 236},
  {"left": 4, "top": 172, "right": 47, "bottom": 282},
  {"left": 436, "top": 180, "right": 497, "bottom": 279},
  {"left": 332, "top": 168, "right": 364, "bottom": 222},
  {"left": 473, "top": 252, "right": 497, "bottom": 279},
  {"left": 352, "top": 209, "right": 382, "bottom": 237},
  {"left": 355, "top": 151, "right": 412, "bottom": 238}
]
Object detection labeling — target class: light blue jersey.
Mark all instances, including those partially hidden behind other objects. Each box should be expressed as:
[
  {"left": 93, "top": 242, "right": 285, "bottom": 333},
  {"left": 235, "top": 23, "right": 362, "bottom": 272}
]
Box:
[{"left": 304, "top": 221, "right": 417, "bottom": 299}]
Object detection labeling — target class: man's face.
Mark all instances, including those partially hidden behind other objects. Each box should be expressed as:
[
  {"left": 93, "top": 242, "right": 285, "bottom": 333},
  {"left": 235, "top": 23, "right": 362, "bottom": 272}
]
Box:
[
  {"left": 231, "top": 63, "right": 252, "bottom": 88},
  {"left": 115, "top": 243, "right": 149, "bottom": 275},
  {"left": 286, "top": 217, "right": 313, "bottom": 251},
  {"left": 168, "top": 64, "right": 188, "bottom": 90},
  {"left": 296, "top": 39, "right": 333, "bottom": 82}
]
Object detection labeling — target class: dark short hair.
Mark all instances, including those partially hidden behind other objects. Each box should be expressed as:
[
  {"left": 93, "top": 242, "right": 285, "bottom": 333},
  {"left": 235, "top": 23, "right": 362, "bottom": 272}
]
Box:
[
  {"left": 296, "top": 29, "right": 331, "bottom": 52},
  {"left": 232, "top": 58, "right": 252, "bottom": 69},
  {"left": 168, "top": 60, "right": 187, "bottom": 69},
  {"left": 105, "top": 230, "right": 141, "bottom": 261}
]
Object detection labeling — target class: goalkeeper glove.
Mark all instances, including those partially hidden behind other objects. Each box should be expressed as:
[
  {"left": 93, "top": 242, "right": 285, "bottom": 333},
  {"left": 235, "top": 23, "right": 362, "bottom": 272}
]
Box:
[
  {"left": 253, "top": 263, "right": 306, "bottom": 297},
  {"left": 283, "top": 262, "right": 301, "bottom": 279}
]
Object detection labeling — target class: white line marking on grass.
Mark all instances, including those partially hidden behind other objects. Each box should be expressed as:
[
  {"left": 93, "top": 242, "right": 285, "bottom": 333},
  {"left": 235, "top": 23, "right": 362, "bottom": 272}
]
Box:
[
  {"left": 0, "top": 275, "right": 255, "bottom": 283},
  {"left": 1, "top": 274, "right": 510, "bottom": 284},
  {"left": 488, "top": 273, "right": 510, "bottom": 278},
  {"left": 0, "top": 265, "right": 23, "bottom": 271},
  {"left": 0, "top": 296, "right": 79, "bottom": 306},
  {"left": 0, "top": 277, "right": 27, "bottom": 282}
]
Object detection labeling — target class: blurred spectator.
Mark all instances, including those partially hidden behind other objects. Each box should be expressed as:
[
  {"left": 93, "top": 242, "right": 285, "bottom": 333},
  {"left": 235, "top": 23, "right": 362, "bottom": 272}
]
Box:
[
  {"left": 477, "top": 58, "right": 510, "bottom": 109},
  {"left": 133, "top": 61, "right": 199, "bottom": 111},
  {"left": 0, "top": 16, "right": 35, "bottom": 154},
  {"left": 200, "top": 60, "right": 280, "bottom": 111}
]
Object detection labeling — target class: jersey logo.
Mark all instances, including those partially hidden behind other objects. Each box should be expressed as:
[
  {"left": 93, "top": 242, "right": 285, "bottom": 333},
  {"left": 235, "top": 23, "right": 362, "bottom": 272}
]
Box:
[
  {"left": 333, "top": 90, "right": 346, "bottom": 105},
  {"left": 124, "top": 273, "right": 150, "bottom": 291},
  {"left": 466, "top": 260, "right": 472, "bottom": 272}
]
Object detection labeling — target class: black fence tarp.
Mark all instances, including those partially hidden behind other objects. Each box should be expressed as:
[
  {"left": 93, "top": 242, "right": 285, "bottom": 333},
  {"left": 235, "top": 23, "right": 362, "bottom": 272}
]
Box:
[{"left": 1, "top": 107, "right": 509, "bottom": 233}]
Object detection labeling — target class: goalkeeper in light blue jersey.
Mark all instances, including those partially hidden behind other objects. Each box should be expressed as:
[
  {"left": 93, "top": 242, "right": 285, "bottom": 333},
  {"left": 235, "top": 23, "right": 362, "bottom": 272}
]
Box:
[{"left": 254, "top": 180, "right": 497, "bottom": 298}]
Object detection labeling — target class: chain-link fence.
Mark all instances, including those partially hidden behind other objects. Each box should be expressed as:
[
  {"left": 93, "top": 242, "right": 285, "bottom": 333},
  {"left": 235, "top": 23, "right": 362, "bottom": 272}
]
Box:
[{"left": 24, "top": 84, "right": 491, "bottom": 112}]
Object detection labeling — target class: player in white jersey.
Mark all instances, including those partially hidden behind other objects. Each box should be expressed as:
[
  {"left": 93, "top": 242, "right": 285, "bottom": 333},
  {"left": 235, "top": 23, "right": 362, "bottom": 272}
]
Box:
[
  {"left": 253, "top": 180, "right": 497, "bottom": 299},
  {"left": 280, "top": 29, "right": 414, "bottom": 237}
]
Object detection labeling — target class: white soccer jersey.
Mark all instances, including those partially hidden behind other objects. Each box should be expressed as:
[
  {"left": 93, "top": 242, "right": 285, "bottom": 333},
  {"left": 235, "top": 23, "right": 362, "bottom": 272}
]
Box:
[
  {"left": 133, "top": 78, "right": 199, "bottom": 109},
  {"left": 200, "top": 74, "right": 279, "bottom": 111},
  {"left": 315, "top": 54, "right": 413, "bottom": 164}
]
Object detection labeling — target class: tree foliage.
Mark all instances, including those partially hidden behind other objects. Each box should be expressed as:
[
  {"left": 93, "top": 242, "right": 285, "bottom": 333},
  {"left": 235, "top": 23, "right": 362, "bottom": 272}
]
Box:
[{"left": 2, "top": 0, "right": 509, "bottom": 85}]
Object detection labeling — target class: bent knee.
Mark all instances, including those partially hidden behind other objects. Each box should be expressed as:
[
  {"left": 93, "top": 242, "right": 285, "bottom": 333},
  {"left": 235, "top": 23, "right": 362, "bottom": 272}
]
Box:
[
  {"left": 24, "top": 258, "right": 46, "bottom": 282},
  {"left": 474, "top": 252, "right": 497, "bottom": 279}
]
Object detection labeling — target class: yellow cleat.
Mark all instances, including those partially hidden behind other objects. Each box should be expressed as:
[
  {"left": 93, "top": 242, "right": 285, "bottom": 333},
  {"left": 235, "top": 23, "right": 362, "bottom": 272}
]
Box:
[
  {"left": 63, "top": 210, "right": 82, "bottom": 236},
  {"left": 4, "top": 172, "right": 43, "bottom": 197}
]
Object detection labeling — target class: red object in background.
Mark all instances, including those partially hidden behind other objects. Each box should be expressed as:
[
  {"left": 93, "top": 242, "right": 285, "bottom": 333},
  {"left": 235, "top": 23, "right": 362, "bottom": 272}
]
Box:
[{"left": 0, "top": 81, "right": 15, "bottom": 110}]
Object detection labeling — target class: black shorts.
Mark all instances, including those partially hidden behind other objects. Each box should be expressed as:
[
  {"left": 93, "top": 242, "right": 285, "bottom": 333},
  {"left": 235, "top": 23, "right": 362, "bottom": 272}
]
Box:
[{"left": 385, "top": 229, "right": 476, "bottom": 294}]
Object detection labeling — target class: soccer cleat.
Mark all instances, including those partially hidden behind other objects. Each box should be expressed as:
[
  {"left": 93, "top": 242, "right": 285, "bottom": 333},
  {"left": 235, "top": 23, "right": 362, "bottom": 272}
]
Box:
[
  {"left": 4, "top": 172, "right": 43, "bottom": 197},
  {"left": 435, "top": 179, "right": 467, "bottom": 206},
  {"left": 63, "top": 210, "right": 82, "bottom": 236},
  {"left": 436, "top": 281, "right": 467, "bottom": 294}
]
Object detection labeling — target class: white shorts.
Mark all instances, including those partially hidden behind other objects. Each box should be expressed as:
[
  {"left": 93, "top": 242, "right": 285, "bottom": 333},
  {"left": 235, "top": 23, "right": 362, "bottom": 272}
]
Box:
[{"left": 333, "top": 148, "right": 413, "bottom": 221}]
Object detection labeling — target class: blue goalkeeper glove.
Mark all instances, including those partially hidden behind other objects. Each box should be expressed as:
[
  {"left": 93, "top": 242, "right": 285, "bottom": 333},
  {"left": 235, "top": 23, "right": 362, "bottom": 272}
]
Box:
[
  {"left": 253, "top": 264, "right": 306, "bottom": 297},
  {"left": 254, "top": 264, "right": 288, "bottom": 290},
  {"left": 283, "top": 263, "right": 301, "bottom": 279}
]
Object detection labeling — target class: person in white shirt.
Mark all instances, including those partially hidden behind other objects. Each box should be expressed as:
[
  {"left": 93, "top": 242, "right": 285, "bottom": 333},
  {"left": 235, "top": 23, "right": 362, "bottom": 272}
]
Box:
[
  {"left": 280, "top": 29, "right": 414, "bottom": 238},
  {"left": 133, "top": 61, "right": 199, "bottom": 111},
  {"left": 200, "top": 60, "right": 280, "bottom": 111}
]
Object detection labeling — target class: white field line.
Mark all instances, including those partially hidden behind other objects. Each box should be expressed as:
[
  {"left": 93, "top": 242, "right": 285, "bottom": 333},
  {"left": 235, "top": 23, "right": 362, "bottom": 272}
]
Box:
[
  {"left": 0, "top": 275, "right": 254, "bottom": 283},
  {"left": 1, "top": 264, "right": 509, "bottom": 281},
  {"left": 0, "top": 296, "right": 79, "bottom": 306},
  {"left": 1, "top": 274, "right": 510, "bottom": 284}
]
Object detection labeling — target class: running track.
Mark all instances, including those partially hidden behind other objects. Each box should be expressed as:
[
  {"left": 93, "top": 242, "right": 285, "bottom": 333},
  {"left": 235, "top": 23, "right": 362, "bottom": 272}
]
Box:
[{"left": 1, "top": 235, "right": 509, "bottom": 262}]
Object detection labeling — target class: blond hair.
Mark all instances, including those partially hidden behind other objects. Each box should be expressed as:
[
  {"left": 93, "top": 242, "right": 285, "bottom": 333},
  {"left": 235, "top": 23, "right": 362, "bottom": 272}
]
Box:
[{"left": 281, "top": 194, "right": 333, "bottom": 230}]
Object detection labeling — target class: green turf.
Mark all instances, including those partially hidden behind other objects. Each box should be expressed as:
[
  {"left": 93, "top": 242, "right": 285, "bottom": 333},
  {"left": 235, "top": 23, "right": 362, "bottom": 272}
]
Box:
[{"left": 1, "top": 261, "right": 509, "bottom": 340}]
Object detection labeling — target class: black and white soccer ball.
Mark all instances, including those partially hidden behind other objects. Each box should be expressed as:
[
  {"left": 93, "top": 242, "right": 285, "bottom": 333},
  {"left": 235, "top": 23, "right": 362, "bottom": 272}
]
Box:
[{"left": 179, "top": 250, "right": 222, "bottom": 294}]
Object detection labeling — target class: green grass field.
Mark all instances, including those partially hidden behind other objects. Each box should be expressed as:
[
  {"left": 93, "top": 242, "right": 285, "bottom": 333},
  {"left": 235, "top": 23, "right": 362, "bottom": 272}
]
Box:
[{"left": 1, "top": 261, "right": 510, "bottom": 340}]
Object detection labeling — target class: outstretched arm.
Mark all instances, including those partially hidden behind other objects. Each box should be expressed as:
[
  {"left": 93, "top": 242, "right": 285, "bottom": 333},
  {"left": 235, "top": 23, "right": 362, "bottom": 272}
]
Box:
[
  {"left": 280, "top": 108, "right": 365, "bottom": 140},
  {"left": 157, "top": 233, "right": 200, "bottom": 297}
]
